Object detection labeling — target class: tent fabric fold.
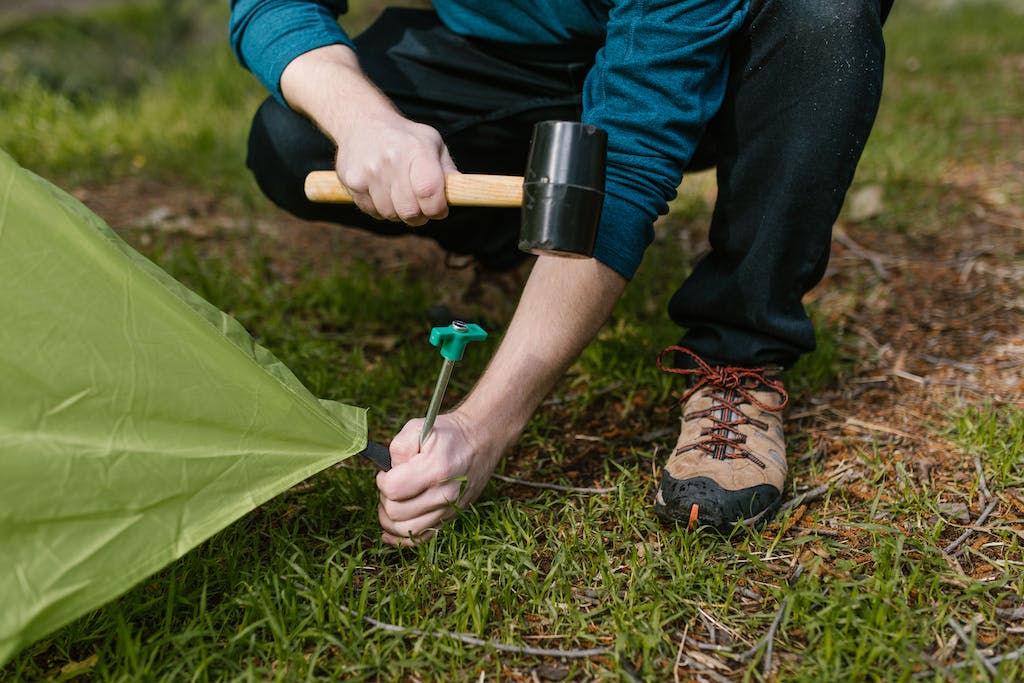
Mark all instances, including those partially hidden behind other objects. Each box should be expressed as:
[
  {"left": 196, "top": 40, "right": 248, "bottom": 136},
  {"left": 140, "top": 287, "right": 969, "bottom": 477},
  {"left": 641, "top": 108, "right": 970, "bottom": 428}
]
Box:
[{"left": 0, "top": 150, "right": 367, "bottom": 665}]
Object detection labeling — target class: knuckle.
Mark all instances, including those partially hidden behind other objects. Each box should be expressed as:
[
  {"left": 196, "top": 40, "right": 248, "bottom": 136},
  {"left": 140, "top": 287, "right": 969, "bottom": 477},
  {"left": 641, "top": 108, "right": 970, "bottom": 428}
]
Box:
[
  {"left": 413, "top": 123, "right": 441, "bottom": 144},
  {"left": 411, "top": 177, "right": 444, "bottom": 201},
  {"left": 376, "top": 478, "right": 402, "bottom": 499},
  {"left": 338, "top": 167, "right": 368, "bottom": 192},
  {"left": 439, "top": 482, "right": 461, "bottom": 504},
  {"left": 395, "top": 202, "right": 425, "bottom": 225},
  {"left": 380, "top": 499, "right": 399, "bottom": 519},
  {"left": 354, "top": 199, "right": 379, "bottom": 219}
]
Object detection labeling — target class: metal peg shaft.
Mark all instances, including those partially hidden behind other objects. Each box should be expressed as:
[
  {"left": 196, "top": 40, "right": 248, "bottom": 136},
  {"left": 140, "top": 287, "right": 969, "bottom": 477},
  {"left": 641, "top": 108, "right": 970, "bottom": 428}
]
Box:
[{"left": 420, "top": 359, "right": 454, "bottom": 447}]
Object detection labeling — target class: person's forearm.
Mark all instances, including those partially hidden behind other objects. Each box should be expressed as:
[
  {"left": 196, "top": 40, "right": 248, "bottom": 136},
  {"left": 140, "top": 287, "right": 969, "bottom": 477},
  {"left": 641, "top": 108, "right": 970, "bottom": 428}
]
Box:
[
  {"left": 455, "top": 255, "right": 627, "bottom": 445},
  {"left": 279, "top": 43, "right": 402, "bottom": 143},
  {"left": 376, "top": 231, "right": 628, "bottom": 546},
  {"left": 278, "top": 43, "right": 455, "bottom": 224}
]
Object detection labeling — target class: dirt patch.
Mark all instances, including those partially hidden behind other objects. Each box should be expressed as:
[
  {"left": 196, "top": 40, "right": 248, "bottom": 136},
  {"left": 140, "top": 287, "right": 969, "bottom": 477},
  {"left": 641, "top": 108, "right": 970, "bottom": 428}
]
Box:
[
  {"left": 70, "top": 175, "right": 521, "bottom": 325},
  {"left": 70, "top": 177, "right": 447, "bottom": 274}
]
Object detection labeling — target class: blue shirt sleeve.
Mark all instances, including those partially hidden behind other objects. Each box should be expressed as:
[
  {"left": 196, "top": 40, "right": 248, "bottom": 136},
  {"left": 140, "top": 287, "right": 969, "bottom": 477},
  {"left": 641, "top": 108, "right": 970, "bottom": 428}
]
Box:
[
  {"left": 229, "top": 0, "right": 353, "bottom": 103},
  {"left": 228, "top": 0, "right": 749, "bottom": 280},
  {"left": 583, "top": 0, "right": 748, "bottom": 279}
]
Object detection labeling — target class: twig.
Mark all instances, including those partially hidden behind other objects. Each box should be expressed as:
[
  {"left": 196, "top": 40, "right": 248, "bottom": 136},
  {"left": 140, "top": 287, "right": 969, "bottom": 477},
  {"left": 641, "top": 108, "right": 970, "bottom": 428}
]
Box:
[
  {"left": 699, "top": 608, "right": 718, "bottom": 645},
  {"left": 673, "top": 623, "right": 690, "bottom": 683},
  {"left": 543, "top": 380, "right": 624, "bottom": 406},
  {"left": 779, "top": 483, "right": 832, "bottom": 515},
  {"left": 954, "top": 645, "right": 1024, "bottom": 668},
  {"left": 684, "top": 636, "right": 736, "bottom": 653},
  {"left": 934, "top": 623, "right": 961, "bottom": 663},
  {"left": 792, "top": 525, "right": 842, "bottom": 538},
  {"left": 834, "top": 228, "right": 891, "bottom": 280},
  {"left": 919, "top": 652, "right": 958, "bottom": 683},
  {"left": 735, "top": 586, "right": 764, "bottom": 602},
  {"left": 995, "top": 607, "right": 1024, "bottom": 620},
  {"left": 640, "top": 427, "right": 675, "bottom": 443},
  {"left": 779, "top": 471, "right": 853, "bottom": 515},
  {"left": 697, "top": 607, "right": 739, "bottom": 645},
  {"left": 947, "top": 618, "right": 999, "bottom": 679},
  {"left": 678, "top": 655, "right": 734, "bottom": 683},
  {"left": 491, "top": 473, "right": 617, "bottom": 494},
  {"left": 974, "top": 456, "right": 993, "bottom": 502},
  {"left": 995, "top": 358, "right": 1024, "bottom": 371},
  {"left": 738, "top": 593, "right": 791, "bottom": 676},
  {"left": 338, "top": 606, "right": 611, "bottom": 659},
  {"left": 891, "top": 368, "right": 926, "bottom": 384},
  {"left": 844, "top": 417, "right": 919, "bottom": 441},
  {"left": 920, "top": 354, "right": 978, "bottom": 373},
  {"left": 915, "top": 645, "right": 1024, "bottom": 679},
  {"left": 761, "top": 595, "right": 790, "bottom": 677},
  {"left": 943, "top": 500, "right": 998, "bottom": 556}
]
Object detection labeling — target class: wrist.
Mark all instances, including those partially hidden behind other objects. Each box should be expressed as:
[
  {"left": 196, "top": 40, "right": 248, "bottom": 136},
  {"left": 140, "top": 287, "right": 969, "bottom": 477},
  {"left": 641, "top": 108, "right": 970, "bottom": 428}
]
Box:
[
  {"left": 280, "top": 44, "right": 400, "bottom": 144},
  {"left": 452, "top": 393, "right": 530, "bottom": 454}
]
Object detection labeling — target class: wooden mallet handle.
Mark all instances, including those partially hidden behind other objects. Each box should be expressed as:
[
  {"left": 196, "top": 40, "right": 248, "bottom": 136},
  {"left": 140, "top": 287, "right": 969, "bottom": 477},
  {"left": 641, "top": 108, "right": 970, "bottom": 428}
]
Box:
[{"left": 304, "top": 171, "right": 523, "bottom": 208}]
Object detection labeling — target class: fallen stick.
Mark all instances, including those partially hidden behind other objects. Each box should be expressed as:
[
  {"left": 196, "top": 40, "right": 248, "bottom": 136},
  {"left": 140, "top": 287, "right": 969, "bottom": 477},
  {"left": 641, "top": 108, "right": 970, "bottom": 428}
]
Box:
[
  {"left": 673, "top": 623, "right": 689, "bottom": 683},
  {"left": 947, "top": 618, "right": 999, "bottom": 679},
  {"left": 834, "top": 228, "right": 892, "bottom": 280},
  {"left": 678, "top": 654, "right": 734, "bottom": 683},
  {"left": 338, "top": 605, "right": 611, "bottom": 659},
  {"left": 779, "top": 470, "right": 853, "bottom": 515},
  {"left": 914, "top": 645, "right": 1024, "bottom": 679},
  {"left": 738, "top": 593, "right": 791, "bottom": 676},
  {"left": 919, "top": 652, "right": 957, "bottom": 683},
  {"left": 943, "top": 500, "right": 998, "bottom": 556},
  {"left": 760, "top": 595, "right": 790, "bottom": 677},
  {"left": 973, "top": 456, "right": 993, "bottom": 502},
  {"left": 779, "top": 483, "right": 832, "bottom": 515},
  {"left": 950, "top": 645, "right": 1024, "bottom": 669},
  {"left": 491, "top": 473, "right": 617, "bottom": 494}
]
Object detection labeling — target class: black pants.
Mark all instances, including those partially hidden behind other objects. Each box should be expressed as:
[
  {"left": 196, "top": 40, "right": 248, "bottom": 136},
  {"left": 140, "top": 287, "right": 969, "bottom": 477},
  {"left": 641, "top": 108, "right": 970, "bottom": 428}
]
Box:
[{"left": 246, "top": 0, "right": 890, "bottom": 368}]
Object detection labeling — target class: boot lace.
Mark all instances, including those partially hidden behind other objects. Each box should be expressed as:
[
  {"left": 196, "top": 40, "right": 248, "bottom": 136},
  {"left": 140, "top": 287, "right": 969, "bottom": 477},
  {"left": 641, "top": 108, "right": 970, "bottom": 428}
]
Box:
[{"left": 657, "top": 345, "right": 789, "bottom": 466}]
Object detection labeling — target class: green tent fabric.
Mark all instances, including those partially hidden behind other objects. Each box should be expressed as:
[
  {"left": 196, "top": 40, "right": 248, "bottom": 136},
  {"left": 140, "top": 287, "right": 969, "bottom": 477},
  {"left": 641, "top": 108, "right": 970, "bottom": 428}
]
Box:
[{"left": 0, "top": 150, "right": 367, "bottom": 665}]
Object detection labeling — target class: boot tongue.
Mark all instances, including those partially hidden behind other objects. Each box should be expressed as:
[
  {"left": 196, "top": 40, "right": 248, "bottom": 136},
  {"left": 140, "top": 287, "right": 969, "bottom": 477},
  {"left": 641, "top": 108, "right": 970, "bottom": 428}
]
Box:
[{"left": 707, "top": 388, "right": 747, "bottom": 460}]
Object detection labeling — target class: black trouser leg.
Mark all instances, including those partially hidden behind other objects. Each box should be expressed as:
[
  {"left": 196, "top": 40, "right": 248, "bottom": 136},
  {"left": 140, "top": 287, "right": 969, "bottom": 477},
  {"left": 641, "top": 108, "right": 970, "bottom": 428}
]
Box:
[
  {"left": 244, "top": 8, "right": 594, "bottom": 271},
  {"left": 670, "top": 0, "right": 887, "bottom": 367}
]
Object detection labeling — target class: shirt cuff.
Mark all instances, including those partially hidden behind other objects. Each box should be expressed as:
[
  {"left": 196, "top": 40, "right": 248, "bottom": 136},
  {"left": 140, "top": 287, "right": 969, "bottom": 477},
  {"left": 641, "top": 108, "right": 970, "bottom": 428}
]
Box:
[
  {"left": 591, "top": 193, "right": 655, "bottom": 280},
  {"left": 234, "top": 7, "right": 354, "bottom": 104}
]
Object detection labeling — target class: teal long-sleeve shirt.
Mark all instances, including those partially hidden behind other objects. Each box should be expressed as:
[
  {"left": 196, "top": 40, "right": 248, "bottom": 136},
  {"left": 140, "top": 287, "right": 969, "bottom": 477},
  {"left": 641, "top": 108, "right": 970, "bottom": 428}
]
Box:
[{"left": 229, "top": 0, "right": 748, "bottom": 279}]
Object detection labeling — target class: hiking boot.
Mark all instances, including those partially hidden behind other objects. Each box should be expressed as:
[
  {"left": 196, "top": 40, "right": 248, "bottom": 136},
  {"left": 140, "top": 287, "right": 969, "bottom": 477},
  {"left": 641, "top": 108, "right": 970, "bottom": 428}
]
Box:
[{"left": 654, "top": 346, "right": 789, "bottom": 533}]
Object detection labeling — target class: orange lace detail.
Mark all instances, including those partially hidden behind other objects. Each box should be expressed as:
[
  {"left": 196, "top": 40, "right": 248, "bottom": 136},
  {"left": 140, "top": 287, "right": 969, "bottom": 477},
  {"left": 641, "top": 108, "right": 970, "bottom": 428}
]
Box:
[{"left": 657, "top": 345, "right": 789, "bottom": 464}]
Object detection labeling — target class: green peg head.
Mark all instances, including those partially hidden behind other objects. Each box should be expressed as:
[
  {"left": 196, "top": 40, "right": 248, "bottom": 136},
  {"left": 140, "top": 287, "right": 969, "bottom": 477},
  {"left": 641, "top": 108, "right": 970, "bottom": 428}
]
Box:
[{"left": 429, "top": 320, "right": 488, "bottom": 361}]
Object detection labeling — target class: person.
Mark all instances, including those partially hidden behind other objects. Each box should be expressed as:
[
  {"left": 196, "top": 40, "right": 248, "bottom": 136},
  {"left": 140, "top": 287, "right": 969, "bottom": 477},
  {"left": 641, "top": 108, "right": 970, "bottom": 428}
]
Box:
[{"left": 229, "top": 0, "right": 892, "bottom": 545}]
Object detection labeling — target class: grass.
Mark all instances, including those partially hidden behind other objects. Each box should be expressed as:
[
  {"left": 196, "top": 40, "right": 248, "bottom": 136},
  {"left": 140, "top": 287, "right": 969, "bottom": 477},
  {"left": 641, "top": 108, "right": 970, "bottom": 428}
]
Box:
[
  {"left": 0, "top": 1, "right": 263, "bottom": 201},
  {"left": 849, "top": 0, "right": 1024, "bottom": 234},
  {"left": 2, "top": 1, "right": 1023, "bottom": 680},
  {"left": 952, "top": 406, "right": 1024, "bottom": 487}
]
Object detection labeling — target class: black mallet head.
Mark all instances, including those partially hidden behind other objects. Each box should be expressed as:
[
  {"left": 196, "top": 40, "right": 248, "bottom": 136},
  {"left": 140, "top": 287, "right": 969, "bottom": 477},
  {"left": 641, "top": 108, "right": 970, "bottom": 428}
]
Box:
[{"left": 518, "top": 121, "right": 607, "bottom": 258}]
